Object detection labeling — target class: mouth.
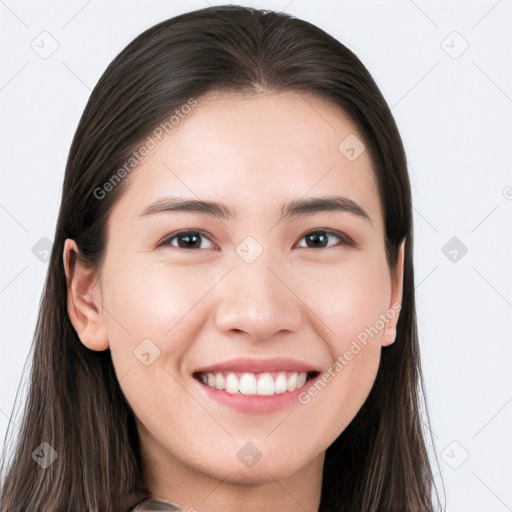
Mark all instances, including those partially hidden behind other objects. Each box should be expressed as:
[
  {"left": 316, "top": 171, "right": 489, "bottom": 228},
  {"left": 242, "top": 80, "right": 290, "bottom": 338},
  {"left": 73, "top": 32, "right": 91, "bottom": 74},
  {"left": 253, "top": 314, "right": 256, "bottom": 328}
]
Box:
[{"left": 193, "top": 370, "right": 321, "bottom": 395}]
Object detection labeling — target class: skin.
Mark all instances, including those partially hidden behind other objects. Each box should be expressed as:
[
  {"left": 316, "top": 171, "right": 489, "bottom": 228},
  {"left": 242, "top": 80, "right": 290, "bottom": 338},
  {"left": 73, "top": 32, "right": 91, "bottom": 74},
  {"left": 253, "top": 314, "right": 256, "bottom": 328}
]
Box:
[{"left": 64, "top": 90, "right": 404, "bottom": 512}]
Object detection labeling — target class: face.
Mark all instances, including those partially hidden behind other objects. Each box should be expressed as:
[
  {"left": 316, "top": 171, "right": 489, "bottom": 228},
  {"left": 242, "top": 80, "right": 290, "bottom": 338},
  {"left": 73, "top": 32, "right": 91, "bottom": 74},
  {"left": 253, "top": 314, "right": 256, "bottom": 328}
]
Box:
[{"left": 65, "top": 91, "right": 403, "bottom": 494}]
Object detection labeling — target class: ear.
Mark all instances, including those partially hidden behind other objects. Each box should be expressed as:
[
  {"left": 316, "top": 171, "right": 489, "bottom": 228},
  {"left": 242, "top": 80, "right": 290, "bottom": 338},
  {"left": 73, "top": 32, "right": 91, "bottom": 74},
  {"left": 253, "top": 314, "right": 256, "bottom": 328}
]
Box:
[
  {"left": 381, "top": 238, "right": 405, "bottom": 347},
  {"left": 63, "top": 239, "right": 109, "bottom": 351}
]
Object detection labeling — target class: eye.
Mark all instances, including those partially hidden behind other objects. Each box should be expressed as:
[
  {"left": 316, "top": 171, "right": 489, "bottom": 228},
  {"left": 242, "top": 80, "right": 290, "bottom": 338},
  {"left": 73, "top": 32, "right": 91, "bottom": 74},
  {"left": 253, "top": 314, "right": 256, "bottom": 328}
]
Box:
[
  {"left": 295, "top": 229, "right": 355, "bottom": 249},
  {"left": 159, "top": 230, "right": 215, "bottom": 250},
  {"left": 158, "top": 228, "right": 355, "bottom": 251}
]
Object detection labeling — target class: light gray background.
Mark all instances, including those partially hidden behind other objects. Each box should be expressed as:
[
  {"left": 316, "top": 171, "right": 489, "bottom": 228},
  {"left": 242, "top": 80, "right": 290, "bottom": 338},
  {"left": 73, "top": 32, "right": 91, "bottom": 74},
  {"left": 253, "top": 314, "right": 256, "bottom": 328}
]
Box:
[{"left": 1, "top": 1, "right": 511, "bottom": 510}]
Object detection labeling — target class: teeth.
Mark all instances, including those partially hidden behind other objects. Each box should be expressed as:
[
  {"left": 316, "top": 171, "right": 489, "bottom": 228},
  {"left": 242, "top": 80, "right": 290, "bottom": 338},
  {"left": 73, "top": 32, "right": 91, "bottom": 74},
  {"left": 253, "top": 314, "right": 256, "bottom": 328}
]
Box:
[
  {"left": 197, "top": 370, "right": 310, "bottom": 395},
  {"left": 296, "top": 372, "right": 307, "bottom": 388},
  {"left": 274, "top": 372, "right": 287, "bottom": 394},
  {"left": 239, "top": 373, "right": 257, "bottom": 394},
  {"left": 256, "top": 373, "right": 274, "bottom": 395},
  {"left": 214, "top": 372, "right": 225, "bottom": 390},
  {"left": 286, "top": 372, "right": 297, "bottom": 391},
  {"left": 225, "top": 373, "right": 239, "bottom": 394}
]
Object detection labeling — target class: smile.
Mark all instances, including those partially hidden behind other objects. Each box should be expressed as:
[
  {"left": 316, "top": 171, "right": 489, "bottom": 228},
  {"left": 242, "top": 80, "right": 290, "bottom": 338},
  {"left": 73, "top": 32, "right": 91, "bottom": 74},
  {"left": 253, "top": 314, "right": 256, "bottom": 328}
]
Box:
[{"left": 194, "top": 370, "right": 320, "bottom": 395}]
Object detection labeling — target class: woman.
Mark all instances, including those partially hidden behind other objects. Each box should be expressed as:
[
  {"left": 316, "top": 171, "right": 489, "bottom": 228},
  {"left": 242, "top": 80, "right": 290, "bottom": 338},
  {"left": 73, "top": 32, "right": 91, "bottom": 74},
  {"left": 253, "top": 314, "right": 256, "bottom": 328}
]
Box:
[{"left": 0, "top": 5, "right": 441, "bottom": 511}]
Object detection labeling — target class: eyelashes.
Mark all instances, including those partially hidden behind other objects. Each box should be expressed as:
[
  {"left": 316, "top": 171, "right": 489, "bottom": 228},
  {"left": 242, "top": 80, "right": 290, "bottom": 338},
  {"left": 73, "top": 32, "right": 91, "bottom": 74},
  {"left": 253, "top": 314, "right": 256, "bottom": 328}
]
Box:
[
  {"left": 158, "top": 229, "right": 357, "bottom": 251},
  {"left": 295, "top": 230, "right": 356, "bottom": 249},
  {"left": 159, "top": 230, "right": 215, "bottom": 250}
]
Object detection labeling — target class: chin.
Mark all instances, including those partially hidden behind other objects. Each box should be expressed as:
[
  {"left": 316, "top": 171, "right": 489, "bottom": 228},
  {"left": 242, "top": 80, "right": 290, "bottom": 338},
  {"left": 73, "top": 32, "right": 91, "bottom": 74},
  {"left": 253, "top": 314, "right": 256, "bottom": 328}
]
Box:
[{"left": 201, "top": 452, "right": 313, "bottom": 485}]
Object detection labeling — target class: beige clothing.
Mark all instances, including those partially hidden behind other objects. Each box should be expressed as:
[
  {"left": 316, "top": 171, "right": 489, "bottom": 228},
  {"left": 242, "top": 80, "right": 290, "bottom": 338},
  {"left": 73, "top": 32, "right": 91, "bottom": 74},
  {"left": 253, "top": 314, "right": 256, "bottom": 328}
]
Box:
[{"left": 129, "top": 498, "right": 182, "bottom": 511}]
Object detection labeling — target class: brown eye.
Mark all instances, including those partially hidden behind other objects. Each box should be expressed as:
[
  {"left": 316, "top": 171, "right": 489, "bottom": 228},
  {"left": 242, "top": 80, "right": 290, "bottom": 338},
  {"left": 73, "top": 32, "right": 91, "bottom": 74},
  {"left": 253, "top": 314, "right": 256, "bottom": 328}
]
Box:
[
  {"left": 159, "top": 230, "right": 214, "bottom": 250},
  {"left": 296, "top": 230, "right": 354, "bottom": 249}
]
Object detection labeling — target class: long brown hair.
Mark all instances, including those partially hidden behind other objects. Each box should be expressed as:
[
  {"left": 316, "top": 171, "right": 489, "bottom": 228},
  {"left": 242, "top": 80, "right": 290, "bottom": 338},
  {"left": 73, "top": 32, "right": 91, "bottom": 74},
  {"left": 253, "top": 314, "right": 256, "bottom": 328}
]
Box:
[{"left": 0, "top": 5, "right": 442, "bottom": 511}]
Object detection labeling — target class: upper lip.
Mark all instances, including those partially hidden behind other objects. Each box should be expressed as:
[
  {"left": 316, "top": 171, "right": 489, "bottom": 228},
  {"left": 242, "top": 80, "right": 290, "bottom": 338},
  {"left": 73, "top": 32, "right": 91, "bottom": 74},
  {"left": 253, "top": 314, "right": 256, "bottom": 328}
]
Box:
[{"left": 193, "top": 357, "right": 321, "bottom": 375}]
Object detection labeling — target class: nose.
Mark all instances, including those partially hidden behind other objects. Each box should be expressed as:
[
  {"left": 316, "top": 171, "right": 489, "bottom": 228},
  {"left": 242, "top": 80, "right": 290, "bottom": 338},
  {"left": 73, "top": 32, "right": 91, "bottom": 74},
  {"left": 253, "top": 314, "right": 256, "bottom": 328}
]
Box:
[{"left": 214, "top": 254, "right": 302, "bottom": 342}]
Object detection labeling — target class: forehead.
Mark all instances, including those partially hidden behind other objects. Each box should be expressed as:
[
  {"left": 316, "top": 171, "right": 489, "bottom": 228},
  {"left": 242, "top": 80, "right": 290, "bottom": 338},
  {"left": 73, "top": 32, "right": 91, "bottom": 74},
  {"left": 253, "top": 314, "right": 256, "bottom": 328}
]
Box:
[{"left": 113, "top": 90, "right": 382, "bottom": 227}]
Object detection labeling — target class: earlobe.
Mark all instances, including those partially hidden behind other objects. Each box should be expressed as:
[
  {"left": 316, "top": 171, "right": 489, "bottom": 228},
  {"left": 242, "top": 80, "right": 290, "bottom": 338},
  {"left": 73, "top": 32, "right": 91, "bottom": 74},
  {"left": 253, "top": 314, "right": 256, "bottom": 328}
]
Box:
[
  {"left": 63, "top": 239, "right": 109, "bottom": 351},
  {"left": 382, "top": 239, "right": 405, "bottom": 347}
]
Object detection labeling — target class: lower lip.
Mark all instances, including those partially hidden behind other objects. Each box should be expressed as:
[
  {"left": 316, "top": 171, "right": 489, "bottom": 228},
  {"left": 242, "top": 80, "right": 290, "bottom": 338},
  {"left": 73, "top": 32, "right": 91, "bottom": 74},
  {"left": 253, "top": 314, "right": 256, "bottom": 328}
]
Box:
[{"left": 195, "top": 375, "right": 320, "bottom": 414}]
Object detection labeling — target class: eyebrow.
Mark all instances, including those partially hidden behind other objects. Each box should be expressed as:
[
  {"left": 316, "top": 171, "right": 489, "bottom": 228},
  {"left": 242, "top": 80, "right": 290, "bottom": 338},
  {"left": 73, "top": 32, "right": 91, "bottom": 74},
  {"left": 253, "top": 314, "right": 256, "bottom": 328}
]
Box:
[{"left": 137, "top": 195, "right": 372, "bottom": 224}]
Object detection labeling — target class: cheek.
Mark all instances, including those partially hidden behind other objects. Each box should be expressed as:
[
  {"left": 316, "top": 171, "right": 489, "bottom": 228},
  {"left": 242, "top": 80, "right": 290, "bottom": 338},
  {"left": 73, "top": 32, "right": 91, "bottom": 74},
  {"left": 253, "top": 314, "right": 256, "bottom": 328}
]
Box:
[
  {"left": 293, "top": 254, "right": 391, "bottom": 440},
  {"left": 299, "top": 250, "right": 392, "bottom": 349},
  {"left": 99, "top": 259, "right": 212, "bottom": 413},
  {"left": 101, "top": 258, "right": 216, "bottom": 346}
]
